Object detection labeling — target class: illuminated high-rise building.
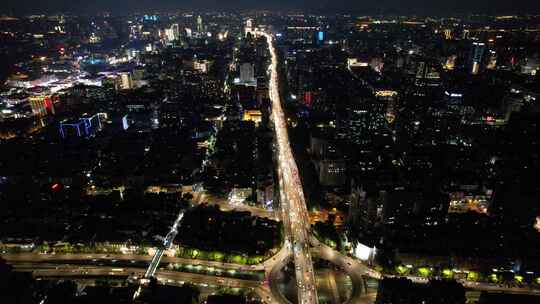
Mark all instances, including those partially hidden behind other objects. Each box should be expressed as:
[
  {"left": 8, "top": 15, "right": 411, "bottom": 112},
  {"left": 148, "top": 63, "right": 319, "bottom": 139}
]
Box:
[
  {"left": 240, "top": 63, "right": 255, "bottom": 84},
  {"left": 486, "top": 50, "right": 497, "bottom": 70},
  {"left": 444, "top": 55, "right": 457, "bottom": 70},
  {"left": 165, "top": 28, "right": 175, "bottom": 42},
  {"left": 245, "top": 18, "right": 254, "bottom": 37},
  {"left": 462, "top": 29, "right": 470, "bottom": 40},
  {"left": 375, "top": 90, "right": 398, "bottom": 124},
  {"left": 29, "top": 95, "right": 55, "bottom": 117},
  {"left": 415, "top": 61, "right": 441, "bottom": 86},
  {"left": 171, "top": 24, "right": 180, "bottom": 39},
  {"left": 443, "top": 28, "right": 452, "bottom": 40},
  {"left": 193, "top": 59, "right": 212, "bottom": 73},
  {"left": 469, "top": 42, "right": 485, "bottom": 75},
  {"left": 59, "top": 114, "right": 102, "bottom": 139},
  {"left": 165, "top": 24, "right": 180, "bottom": 42},
  {"left": 120, "top": 72, "right": 134, "bottom": 90},
  {"left": 316, "top": 159, "right": 346, "bottom": 186},
  {"left": 196, "top": 15, "right": 203, "bottom": 33},
  {"left": 337, "top": 99, "right": 387, "bottom": 147}
]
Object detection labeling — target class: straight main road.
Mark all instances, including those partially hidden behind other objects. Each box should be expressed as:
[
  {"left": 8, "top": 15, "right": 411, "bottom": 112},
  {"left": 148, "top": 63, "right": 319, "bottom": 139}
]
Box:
[{"left": 260, "top": 30, "right": 318, "bottom": 304}]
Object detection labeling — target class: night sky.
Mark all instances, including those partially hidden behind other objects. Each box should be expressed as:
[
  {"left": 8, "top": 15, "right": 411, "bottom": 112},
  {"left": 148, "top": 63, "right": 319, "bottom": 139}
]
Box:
[{"left": 1, "top": 0, "right": 540, "bottom": 14}]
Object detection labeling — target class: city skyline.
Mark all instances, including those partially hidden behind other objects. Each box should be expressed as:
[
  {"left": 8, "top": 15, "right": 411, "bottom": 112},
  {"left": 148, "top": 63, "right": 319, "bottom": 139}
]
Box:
[{"left": 2, "top": 0, "right": 540, "bottom": 14}]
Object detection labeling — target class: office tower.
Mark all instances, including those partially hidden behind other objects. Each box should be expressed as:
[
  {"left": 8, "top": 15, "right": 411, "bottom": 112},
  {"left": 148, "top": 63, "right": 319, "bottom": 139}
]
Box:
[
  {"left": 486, "top": 50, "right": 497, "bottom": 70},
  {"left": 443, "top": 28, "right": 452, "bottom": 40},
  {"left": 469, "top": 42, "right": 485, "bottom": 75},
  {"left": 316, "top": 159, "right": 346, "bottom": 186},
  {"left": 29, "top": 95, "right": 55, "bottom": 117},
  {"left": 444, "top": 55, "right": 457, "bottom": 70},
  {"left": 196, "top": 15, "right": 203, "bottom": 33},
  {"left": 59, "top": 114, "right": 102, "bottom": 139},
  {"left": 245, "top": 18, "right": 254, "bottom": 37},
  {"left": 120, "top": 72, "right": 134, "bottom": 90},
  {"left": 338, "top": 99, "right": 387, "bottom": 147},
  {"left": 193, "top": 59, "right": 212, "bottom": 73},
  {"left": 240, "top": 63, "right": 255, "bottom": 84},
  {"left": 165, "top": 24, "right": 180, "bottom": 42},
  {"left": 165, "top": 28, "right": 175, "bottom": 42},
  {"left": 415, "top": 61, "right": 441, "bottom": 86},
  {"left": 171, "top": 24, "right": 180, "bottom": 40}
]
